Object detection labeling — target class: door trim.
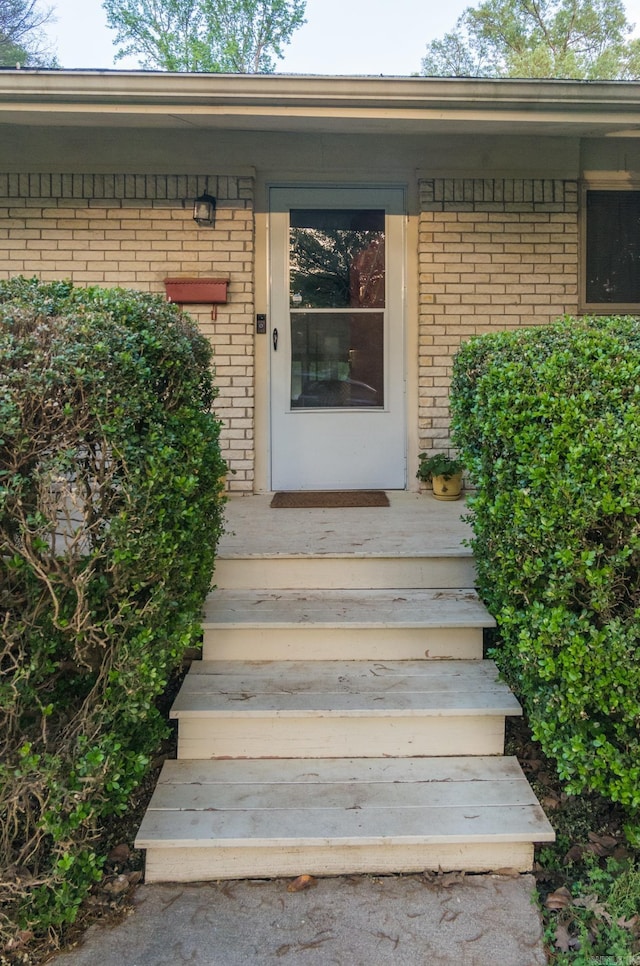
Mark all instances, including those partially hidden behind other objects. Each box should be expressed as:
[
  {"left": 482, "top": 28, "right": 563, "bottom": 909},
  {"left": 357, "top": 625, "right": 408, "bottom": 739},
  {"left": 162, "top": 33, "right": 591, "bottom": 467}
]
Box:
[{"left": 268, "top": 184, "right": 407, "bottom": 491}]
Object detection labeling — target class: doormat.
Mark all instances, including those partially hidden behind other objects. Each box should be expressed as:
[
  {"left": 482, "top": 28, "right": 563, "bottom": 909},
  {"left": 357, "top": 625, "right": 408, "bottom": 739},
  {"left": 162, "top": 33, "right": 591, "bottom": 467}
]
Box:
[{"left": 270, "top": 490, "right": 390, "bottom": 509}]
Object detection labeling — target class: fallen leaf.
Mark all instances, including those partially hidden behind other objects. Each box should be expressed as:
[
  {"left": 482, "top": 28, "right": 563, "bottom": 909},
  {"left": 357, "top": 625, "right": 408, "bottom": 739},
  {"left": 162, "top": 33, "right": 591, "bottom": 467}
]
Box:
[
  {"left": 564, "top": 844, "right": 588, "bottom": 864},
  {"left": 102, "top": 874, "right": 130, "bottom": 896},
  {"left": 612, "top": 846, "right": 631, "bottom": 861},
  {"left": 374, "top": 931, "right": 400, "bottom": 949},
  {"left": 107, "top": 843, "right": 130, "bottom": 866},
  {"left": 541, "top": 793, "right": 561, "bottom": 810},
  {"left": 423, "top": 870, "right": 466, "bottom": 888},
  {"left": 287, "top": 874, "right": 317, "bottom": 893},
  {"left": 545, "top": 886, "right": 572, "bottom": 911},
  {"left": 126, "top": 870, "right": 142, "bottom": 886},
  {"left": 573, "top": 894, "right": 612, "bottom": 924},
  {"left": 555, "top": 922, "right": 582, "bottom": 953},
  {"left": 493, "top": 867, "right": 521, "bottom": 877},
  {"left": 439, "top": 908, "right": 461, "bottom": 924},
  {"left": 4, "top": 865, "right": 34, "bottom": 885},
  {"left": 587, "top": 832, "right": 618, "bottom": 856},
  {"left": 523, "top": 758, "right": 544, "bottom": 774},
  {"left": 537, "top": 771, "right": 554, "bottom": 786},
  {"left": 4, "top": 930, "right": 34, "bottom": 952},
  {"left": 554, "top": 922, "right": 572, "bottom": 953},
  {"left": 298, "top": 933, "right": 333, "bottom": 950}
]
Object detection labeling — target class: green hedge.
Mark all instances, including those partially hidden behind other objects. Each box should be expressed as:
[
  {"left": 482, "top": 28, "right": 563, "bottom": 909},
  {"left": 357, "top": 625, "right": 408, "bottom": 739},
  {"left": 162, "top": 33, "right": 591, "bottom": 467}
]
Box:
[
  {"left": 451, "top": 316, "right": 640, "bottom": 818},
  {"left": 0, "top": 278, "right": 226, "bottom": 949}
]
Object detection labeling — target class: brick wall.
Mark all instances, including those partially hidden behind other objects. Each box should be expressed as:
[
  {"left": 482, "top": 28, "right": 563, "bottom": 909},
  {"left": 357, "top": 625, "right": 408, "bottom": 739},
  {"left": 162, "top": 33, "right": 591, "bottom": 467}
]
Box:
[
  {"left": 0, "top": 174, "right": 255, "bottom": 492},
  {"left": 418, "top": 178, "right": 579, "bottom": 456},
  {"left": 1, "top": 171, "right": 581, "bottom": 490}
]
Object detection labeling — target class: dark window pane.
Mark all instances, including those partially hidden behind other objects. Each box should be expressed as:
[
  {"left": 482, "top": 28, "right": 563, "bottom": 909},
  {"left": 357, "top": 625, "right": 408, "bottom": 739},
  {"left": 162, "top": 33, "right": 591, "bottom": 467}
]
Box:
[
  {"left": 586, "top": 191, "right": 640, "bottom": 304},
  {"left": 290, "top": 209, "right": 385, "bottom": 309},
  {"left": 290, "top": 210, "right": 384, "bottom": 232},
  {"left": 290, "top": 312, "right": 384, "bottom": 409}
]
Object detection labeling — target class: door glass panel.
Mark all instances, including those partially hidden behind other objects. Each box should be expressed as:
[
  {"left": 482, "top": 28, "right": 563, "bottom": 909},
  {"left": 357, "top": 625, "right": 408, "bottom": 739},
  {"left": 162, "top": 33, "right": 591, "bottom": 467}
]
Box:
[
  {"left": 290, "top": 312, "right": 384, "bottom": 409},
  {"left": 290, "top": 209, "right": 385, "bottom": 308}
]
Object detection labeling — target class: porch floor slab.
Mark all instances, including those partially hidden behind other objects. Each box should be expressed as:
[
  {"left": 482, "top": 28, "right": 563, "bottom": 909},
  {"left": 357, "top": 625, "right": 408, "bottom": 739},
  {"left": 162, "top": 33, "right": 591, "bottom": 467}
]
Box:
[{"left": 218, "top": 491, "right": 472, "bottom": 559}]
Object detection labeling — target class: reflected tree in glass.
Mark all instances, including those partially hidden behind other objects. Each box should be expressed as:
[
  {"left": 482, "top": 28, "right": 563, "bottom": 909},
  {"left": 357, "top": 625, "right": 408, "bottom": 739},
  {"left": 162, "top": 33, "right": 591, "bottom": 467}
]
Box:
[{"left": 290, "top": 209, "right": 385, "bottom": 309}]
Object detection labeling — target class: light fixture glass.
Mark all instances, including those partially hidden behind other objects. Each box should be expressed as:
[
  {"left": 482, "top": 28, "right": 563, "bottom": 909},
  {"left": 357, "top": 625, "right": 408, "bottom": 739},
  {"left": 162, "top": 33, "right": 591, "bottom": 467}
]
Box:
[{"left": 193, "top": 193, "right": 217, "bottom": 227}]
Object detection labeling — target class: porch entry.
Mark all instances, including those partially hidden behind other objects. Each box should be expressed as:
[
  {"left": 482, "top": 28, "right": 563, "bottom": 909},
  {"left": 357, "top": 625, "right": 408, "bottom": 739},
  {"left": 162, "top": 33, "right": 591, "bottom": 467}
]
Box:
[{"left": 269, "top": 186, "right": 406, "bottom": 491}]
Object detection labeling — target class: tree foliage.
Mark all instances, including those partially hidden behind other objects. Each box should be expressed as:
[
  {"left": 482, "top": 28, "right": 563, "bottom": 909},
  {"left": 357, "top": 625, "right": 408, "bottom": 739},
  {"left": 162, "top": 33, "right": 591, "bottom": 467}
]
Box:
[
  {"left": 290, "top": 228, "right": 385, "bottom": 308},
  {"left": 0, "top": 0, "right": 56, "bottom": 66},
  {"left": 421, "top": 0, "right": 640, "bottom": 79},
  {"left": 102, "top": 0, "right": 306, "bottom": 72}
]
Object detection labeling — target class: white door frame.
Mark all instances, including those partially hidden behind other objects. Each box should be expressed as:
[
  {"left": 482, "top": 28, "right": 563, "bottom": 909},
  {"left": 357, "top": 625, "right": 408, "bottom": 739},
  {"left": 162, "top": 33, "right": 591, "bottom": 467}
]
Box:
[{"left": 268, "top": 185, "right": 407, "bottom": 491}]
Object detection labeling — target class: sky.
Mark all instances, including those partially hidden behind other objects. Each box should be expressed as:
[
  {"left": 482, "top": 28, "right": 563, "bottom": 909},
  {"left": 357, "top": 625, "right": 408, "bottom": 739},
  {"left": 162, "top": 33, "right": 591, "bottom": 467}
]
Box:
[{"left": 43, "top": 0, "right": 640, "bottom": 75}]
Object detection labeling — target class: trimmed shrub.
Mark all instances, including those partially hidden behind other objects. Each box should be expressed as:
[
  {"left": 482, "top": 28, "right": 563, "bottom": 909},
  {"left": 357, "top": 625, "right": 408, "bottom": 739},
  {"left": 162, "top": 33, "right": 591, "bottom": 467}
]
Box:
[
  {"left": 0, "top": 278, "right": 226, "bottom": 952},
  {"left": 451, "top": 316, "right": 640, "bottom": 817}
]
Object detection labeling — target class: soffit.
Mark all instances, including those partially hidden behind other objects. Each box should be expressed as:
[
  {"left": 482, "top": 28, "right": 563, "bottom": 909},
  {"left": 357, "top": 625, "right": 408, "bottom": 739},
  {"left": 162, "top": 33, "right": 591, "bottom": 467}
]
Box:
[{"left": 0, "top": 71, "right": 640, "bottom": 138}]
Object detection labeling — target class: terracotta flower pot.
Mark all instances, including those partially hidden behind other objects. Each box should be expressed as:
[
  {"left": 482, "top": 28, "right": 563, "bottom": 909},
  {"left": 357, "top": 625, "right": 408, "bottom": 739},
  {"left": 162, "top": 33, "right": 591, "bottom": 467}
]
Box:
[{"left": 431, "top": 472, "right": 463, "bottom": 501}]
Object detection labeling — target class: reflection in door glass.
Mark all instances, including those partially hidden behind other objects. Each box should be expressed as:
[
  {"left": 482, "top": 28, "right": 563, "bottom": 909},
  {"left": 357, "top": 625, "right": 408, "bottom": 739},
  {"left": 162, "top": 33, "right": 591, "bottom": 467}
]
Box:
[
  {"left": 290, "top": 312, "right": 384, "bottom": 409},
  {"left": 290, "top": 209, "right": 385, "bottom": 309}
]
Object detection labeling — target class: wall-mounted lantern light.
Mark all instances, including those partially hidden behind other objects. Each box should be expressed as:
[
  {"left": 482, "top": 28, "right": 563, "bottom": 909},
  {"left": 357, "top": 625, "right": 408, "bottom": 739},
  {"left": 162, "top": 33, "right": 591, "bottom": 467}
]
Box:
[{"left": 193, "top": 192, "right": 217, "bottom": 227}]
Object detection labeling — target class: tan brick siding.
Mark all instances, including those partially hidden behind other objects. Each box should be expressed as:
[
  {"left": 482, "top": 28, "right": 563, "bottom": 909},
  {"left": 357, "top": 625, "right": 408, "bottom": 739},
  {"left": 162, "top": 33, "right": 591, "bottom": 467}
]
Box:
[
  {"left": 418, "top": 178, "right": 579, "bottom": 458},
  {"left": 1, "top": 172, "right": 582, "bottom": 490},
  {"left": 0, "top": 174, "right": 255, "bottom": 492}
]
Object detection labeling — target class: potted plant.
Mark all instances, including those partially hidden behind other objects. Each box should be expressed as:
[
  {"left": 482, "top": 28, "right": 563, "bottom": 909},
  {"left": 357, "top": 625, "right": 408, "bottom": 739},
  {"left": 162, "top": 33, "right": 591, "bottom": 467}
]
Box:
[{"left": 417, "top": 452, "right": 464, "bottom": 501}]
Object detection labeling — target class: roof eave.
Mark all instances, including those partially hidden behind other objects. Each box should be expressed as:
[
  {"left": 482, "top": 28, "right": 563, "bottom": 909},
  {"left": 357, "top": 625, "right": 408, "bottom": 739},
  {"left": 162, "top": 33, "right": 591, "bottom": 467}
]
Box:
[{"left": 1, "top": 70, "right": 640, "bottom": 137}]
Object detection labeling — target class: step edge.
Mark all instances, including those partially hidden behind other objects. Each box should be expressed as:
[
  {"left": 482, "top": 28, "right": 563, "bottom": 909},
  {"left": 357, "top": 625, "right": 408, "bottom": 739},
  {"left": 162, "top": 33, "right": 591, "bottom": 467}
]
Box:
[
  {"left": 200, "top": 617, "right": 496, "bottom": 633},
  {"left": 187, "top": 658, "right": 502, "bottom": 670},
  {"left": 136, "top": 830, "right": 556, "bottom": 849},
  {"left": 170, "top": 706, "right": 523, "bottom": 718},
  {"left": 215, "top": 551, "right": 475, "bottom": 561},
  {"left": 159, "top": 755, "right": 528, "bottom": 784}
]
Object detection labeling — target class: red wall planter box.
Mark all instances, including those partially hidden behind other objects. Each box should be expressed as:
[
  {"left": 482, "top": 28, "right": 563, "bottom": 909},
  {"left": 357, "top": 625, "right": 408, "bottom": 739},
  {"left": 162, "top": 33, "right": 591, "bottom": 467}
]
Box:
[{"left": 164, "top": 277, "right": 229, "bottom": 304}]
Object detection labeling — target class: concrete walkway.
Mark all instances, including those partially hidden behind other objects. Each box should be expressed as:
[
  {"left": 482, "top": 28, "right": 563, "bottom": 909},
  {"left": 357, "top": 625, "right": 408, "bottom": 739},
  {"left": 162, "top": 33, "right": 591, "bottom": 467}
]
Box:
[{"left": 54, "top": 873, "right": 547, "bottom": 966}]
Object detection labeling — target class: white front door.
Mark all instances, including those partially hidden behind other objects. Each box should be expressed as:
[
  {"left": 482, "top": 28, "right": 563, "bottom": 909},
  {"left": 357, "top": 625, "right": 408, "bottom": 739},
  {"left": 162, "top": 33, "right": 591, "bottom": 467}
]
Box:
[{"left": 269, "top": 186, "right": 406, "bottom": 490}]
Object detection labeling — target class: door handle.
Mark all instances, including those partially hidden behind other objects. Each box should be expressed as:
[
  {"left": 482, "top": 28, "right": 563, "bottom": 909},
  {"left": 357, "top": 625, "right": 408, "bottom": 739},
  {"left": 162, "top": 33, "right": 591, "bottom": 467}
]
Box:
[{"left": 272, "top": 327, "right": 279, "bottom": 351}]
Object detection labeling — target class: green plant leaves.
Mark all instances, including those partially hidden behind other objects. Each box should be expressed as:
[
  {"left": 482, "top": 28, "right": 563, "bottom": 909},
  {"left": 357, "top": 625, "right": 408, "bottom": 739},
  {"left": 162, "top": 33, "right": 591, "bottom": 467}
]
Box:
[
  {"left": 452, "top": 315, "right": 640, "bottom": 813},
  {"left": 0, "top": 278, "right": 226, "bottom": 948}
]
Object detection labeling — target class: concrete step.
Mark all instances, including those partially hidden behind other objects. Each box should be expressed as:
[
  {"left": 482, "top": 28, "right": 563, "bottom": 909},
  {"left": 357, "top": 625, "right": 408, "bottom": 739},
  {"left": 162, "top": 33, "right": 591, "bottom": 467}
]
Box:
[
  {"left": 171, "top": 659, "right": 521, "bottom": 759},
  {"left": 202, "top": 588, "right": 494, "bottom": 661},
  {"left": 136, "top": 756, "right": 555, "bottom": 882}
]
